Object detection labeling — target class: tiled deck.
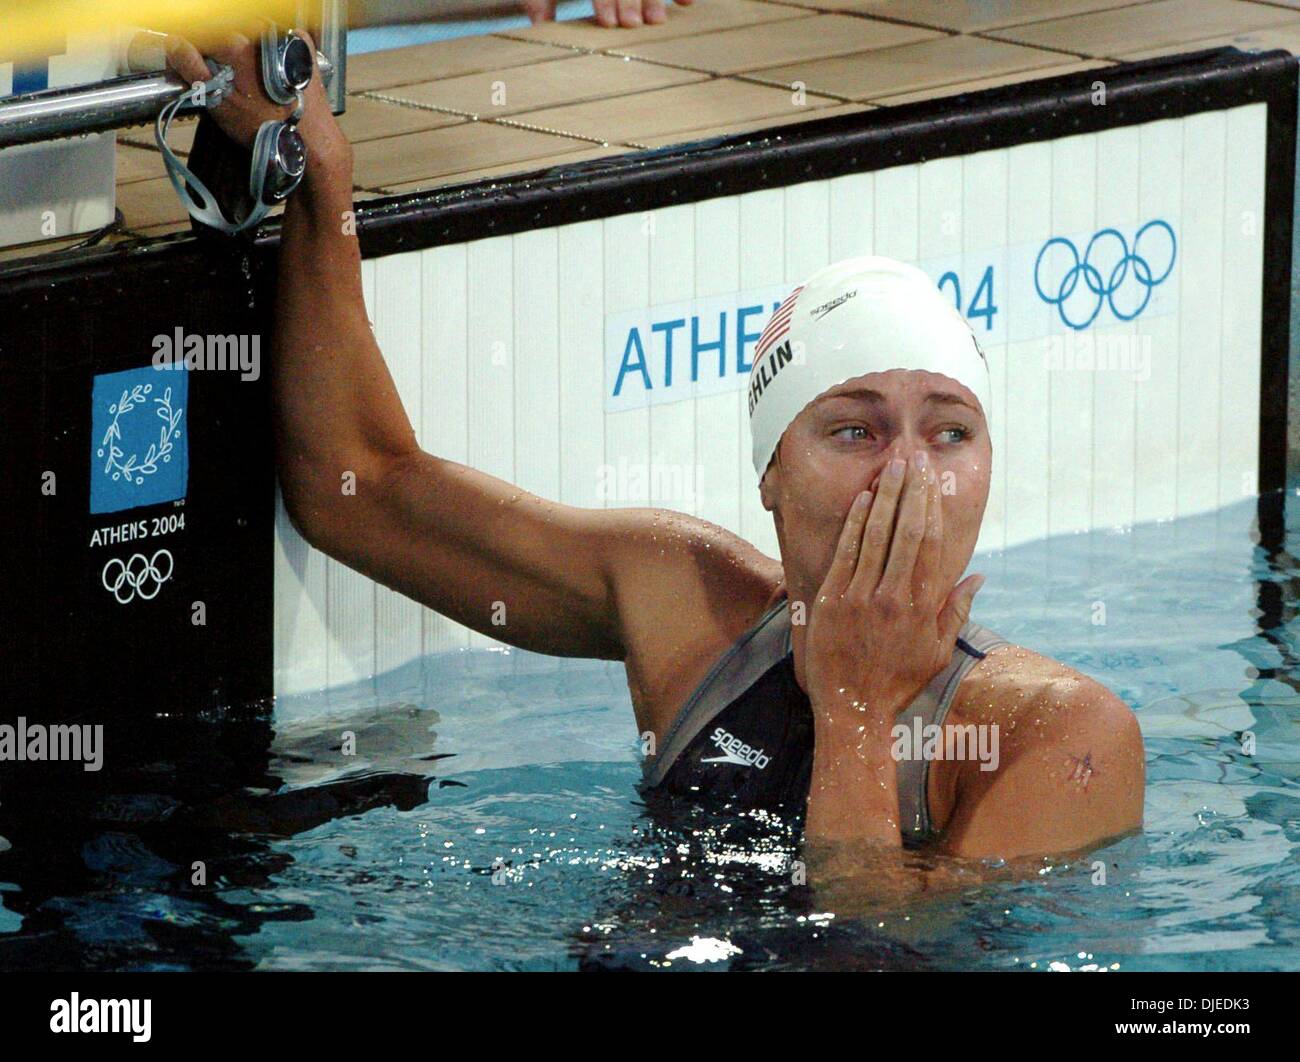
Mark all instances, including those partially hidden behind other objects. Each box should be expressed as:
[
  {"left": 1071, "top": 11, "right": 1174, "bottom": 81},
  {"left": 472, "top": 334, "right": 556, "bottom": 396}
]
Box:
[{"left": 7, "top": 0, "right": 1300, "bottom": 260}]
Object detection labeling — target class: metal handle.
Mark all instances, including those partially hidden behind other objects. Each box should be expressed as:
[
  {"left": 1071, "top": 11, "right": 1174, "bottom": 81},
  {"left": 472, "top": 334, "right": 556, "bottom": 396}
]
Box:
[{"left": 0, "top": 0, "right": 347, "bottom": 148}]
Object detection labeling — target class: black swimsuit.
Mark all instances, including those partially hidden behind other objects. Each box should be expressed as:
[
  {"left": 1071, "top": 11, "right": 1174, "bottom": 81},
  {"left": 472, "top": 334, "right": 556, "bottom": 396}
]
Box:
[{"left": 641, "top": 597, "right": 1010, "bottom": 844}]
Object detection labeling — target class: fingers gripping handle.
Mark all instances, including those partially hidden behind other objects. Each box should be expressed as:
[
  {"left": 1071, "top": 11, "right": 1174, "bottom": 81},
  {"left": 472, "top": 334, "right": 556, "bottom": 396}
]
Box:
[{"left": 154, "top": 23, "right": 310, "bottom": 236}]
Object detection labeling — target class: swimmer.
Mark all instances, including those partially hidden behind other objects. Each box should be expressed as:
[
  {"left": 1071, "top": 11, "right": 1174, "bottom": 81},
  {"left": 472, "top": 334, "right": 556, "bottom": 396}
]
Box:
[{"left": 165, "top": 31, "right": 1144, "bottom": 874}]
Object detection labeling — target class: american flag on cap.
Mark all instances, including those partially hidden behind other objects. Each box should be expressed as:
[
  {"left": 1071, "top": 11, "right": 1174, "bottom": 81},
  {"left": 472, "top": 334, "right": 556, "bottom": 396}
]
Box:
[{"left": 753, "top": 285, "right": 804, "bottom": 363}]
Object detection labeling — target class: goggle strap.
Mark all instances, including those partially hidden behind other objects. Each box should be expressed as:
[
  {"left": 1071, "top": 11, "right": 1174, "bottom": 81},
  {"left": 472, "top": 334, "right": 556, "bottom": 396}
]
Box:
[
  {"left": 155, "top": 50, "right": 305, "bottom": 234},
  {"left": 155, "top": 91, "right": 241, "bottom": 235}
]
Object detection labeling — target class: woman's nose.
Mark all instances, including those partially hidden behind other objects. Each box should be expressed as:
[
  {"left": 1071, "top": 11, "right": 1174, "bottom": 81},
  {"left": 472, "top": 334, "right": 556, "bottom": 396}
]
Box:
[{"left": 870, "top": 445, "right": 916, "bottom": 492}]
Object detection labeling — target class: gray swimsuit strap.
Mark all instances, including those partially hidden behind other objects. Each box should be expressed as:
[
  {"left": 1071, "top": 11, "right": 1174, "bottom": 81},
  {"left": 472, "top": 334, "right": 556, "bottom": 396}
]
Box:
[
  {"left": 645, "top": 598, "right": 1010, "bottom": 842},
  {"left": 903, "top": 616, "right": 1010, "bottom": 837}
]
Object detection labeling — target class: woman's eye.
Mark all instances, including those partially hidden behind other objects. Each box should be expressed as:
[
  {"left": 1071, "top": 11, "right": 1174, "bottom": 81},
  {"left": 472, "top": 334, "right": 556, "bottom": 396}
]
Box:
[{"left": 830, "top": 425, "right": 969, "bottom": 442}]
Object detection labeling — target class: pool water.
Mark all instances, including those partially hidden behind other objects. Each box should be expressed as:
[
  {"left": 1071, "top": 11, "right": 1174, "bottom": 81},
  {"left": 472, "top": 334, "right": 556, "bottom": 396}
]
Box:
[
  {"left": 2, "top": 491, "right": 1299, "bottom": 971},
  {"left": 347, "top": 1, "right": 593, "bottom": 55}
]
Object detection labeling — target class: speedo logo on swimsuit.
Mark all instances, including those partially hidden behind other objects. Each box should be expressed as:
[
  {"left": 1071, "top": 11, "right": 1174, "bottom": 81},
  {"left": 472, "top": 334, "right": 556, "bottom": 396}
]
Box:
[{"left": 702, "top": 727, "right": 770, "bottom": 769}]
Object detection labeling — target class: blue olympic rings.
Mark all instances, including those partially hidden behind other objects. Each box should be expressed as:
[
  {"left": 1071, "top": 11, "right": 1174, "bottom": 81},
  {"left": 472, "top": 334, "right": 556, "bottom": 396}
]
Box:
[{"left": 1034, "top": 219, "right": 1176, "bottom": 330}]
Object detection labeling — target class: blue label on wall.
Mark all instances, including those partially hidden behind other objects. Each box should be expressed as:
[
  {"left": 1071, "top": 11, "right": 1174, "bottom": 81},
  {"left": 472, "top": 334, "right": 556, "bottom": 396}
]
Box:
[{"left": 90, "top": 366, "right": 188, "bottom": 514}]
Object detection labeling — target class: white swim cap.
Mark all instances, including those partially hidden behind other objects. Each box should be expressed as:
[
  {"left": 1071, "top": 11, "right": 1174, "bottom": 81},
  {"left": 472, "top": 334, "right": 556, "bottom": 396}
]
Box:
[{"left": 747, "top": 255, "right": 991, "bottom": 479}]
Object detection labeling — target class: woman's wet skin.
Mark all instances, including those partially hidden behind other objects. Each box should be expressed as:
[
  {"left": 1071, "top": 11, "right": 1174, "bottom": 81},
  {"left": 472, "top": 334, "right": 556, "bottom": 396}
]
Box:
[{"left": 760, "top": 367, "right": 992, "bottom": 610}]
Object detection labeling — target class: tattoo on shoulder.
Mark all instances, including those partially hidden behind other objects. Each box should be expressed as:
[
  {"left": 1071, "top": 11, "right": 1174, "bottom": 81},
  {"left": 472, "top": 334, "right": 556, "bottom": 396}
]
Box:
[{"left": 1066, "top": 750, "right": 1098, "bottom": 790}]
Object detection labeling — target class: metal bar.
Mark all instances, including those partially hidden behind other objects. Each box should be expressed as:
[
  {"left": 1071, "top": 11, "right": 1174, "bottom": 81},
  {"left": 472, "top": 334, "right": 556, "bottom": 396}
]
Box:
[
  {"left": 307, "top": 0, "right": 349, "bottom": 115},
  {"left": 0, "top": 73, "right": 185, "bottom": 147},
  {"left": 0, "top": 50, "right": 335, "bottom": 148}
]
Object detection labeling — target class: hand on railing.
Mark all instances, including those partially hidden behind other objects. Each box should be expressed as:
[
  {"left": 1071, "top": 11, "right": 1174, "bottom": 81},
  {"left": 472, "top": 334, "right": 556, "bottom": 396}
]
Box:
[
  {"left": 162, "top": 29, "right": 300, "bottom": 151},
  {"left": 162, "top": 27, "right": 349, "bottom": 177}
]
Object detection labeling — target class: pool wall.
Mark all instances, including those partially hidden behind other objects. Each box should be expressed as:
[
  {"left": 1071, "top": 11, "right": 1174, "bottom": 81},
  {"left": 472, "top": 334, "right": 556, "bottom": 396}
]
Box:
[{"left": 270, "top": 47, "right": 1299, "bottom": 696}]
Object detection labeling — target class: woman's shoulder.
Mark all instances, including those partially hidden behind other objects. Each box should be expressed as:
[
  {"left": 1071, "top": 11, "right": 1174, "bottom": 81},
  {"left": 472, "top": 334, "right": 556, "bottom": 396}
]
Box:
[
  {"left": 941, "top": 639, "right": 1145, "bottom": 855},
  {"left": 953, "top": 639, "right": 1137, "bottom": 739}
]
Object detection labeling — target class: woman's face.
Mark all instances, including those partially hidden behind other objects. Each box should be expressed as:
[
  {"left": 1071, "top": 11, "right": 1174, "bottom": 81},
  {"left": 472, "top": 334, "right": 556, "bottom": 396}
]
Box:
[{"left": 760, "top": 368, "right": 991, "bottom": 600}]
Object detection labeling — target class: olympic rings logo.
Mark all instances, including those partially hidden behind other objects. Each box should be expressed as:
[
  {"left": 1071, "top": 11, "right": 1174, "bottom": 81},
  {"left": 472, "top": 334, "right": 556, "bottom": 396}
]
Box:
[
  {"left": 1034, "top": 220, "right": 1176, "bottom": 330},
  {"left": 101, "top": 549, "right": 174, "bottom": 605}
]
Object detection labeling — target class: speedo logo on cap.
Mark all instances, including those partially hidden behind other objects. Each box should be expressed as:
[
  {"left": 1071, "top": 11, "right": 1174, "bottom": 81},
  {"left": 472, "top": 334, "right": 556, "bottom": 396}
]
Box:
[
  {"left": 809, "top": 287, "right": 856, "bottom": 321},
  {"left": 702, "top": 727, "right": 771, "bottom": 769}
]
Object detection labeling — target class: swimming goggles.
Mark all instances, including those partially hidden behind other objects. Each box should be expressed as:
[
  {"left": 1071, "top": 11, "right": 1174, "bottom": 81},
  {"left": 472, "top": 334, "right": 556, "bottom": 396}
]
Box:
[{"left": 155, "top": 21, "right": 313, "bottom": 235}]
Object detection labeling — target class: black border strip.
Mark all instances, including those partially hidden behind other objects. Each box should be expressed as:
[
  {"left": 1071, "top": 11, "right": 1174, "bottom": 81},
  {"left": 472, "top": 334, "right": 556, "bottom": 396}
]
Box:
[{"left": 1258, "top": 52, "right": 1296, "bottom": 496}]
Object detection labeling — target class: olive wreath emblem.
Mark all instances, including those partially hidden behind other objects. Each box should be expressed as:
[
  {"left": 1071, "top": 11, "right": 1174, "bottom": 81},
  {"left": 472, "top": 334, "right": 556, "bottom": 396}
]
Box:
[{"left": 97, "top": 383, "right": 184, "bottom": 485}]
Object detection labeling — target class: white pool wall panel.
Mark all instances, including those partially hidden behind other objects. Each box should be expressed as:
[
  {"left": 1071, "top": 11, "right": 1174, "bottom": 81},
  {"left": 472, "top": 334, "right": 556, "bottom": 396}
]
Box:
[{"left": 274, "top": 104, "right": 1270, "bottom": 697}]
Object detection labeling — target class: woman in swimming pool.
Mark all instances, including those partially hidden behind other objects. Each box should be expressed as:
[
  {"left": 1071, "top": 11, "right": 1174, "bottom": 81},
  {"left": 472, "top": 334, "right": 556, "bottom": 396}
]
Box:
[{"left": 165, "top": 29, "right": 1143, "bottom": 877}]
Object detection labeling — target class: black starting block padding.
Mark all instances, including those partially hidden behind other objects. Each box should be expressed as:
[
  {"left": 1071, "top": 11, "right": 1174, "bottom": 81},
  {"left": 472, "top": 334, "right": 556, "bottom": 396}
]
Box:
[{"left": 0, "top": 241, "right": 276, "bottom": 809}]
